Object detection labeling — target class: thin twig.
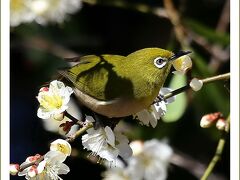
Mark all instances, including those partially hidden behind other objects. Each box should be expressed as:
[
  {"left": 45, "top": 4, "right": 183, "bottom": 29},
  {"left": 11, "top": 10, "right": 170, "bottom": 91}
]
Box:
[
  {"left": 209, "top": 0, "right": 230, "bottom": 71},
  {"left": 200, "top": 115, "right": 230, "bottom": 180},
  {"left": 163, "top": 0, "right": 189, "bottom": 49},
  {"left": 189, "top": 31, "right": 229, "bottom": 61},
  {"left": 171, "top": 150, "right": 226, "bottom": 180},
  {"left": 162, "top": 72, "right": 230, "bottom": 101},
  {"left": 65, "top": 111, "right": 84, "bottom": 126},
  {"left": 18, "top": 156, "right": 44, "bottom": 172},
  {"left": 66, "top": 122, "right": 93, "bottom": 142},
  {"left": 163, "top": 0, "right": 230, "bottom": 67},
  {"left": 24, "top": 36, "right": 79, "bottom": 58},
  {"left": 201, "top": 72, "right": 230, "bottom": 84}
]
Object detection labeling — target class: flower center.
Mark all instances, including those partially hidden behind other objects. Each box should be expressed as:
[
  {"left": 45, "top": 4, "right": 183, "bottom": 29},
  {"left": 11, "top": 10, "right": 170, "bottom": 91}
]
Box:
[
  {"left": 40, "top": 94, "right": 63, "bottom": 110},
  {"left": 56, "top": 143, "right": 69, "bottom": 155}
]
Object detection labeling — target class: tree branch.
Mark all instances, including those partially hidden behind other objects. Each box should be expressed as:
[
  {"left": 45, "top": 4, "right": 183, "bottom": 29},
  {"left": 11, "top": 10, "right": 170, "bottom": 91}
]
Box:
[
  {"left": 18, "top": 121, "right": 93, "bottom": 173},
  {"left": 162, "top": 72, "right": 230, "bottom": 101}
]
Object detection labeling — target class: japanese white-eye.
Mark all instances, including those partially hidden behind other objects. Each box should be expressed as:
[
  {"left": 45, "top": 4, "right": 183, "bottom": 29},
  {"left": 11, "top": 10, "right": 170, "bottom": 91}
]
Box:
[{"left": 59, "top": 48, "right": 190, "bottom": 118}]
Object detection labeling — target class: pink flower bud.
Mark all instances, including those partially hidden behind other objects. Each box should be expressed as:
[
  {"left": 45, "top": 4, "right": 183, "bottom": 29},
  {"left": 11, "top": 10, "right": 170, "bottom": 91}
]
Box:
[
  {"left": 10, "top": 164, "right": 20, "bottom": 175},
  {"left": 39, "top": 87, "right": 49, "bottom": 92},
  {"left": 27, "top": 154, "right": 42, "bottom": 162},
  {"left": 200, "top": 112, "right": 222, "bottom": 128},
  {"left": 216, "top": 118, "right": 227, "bottom": 131},
  {"left": 28, "top": 165, "right": 38, "bottom": 177}
]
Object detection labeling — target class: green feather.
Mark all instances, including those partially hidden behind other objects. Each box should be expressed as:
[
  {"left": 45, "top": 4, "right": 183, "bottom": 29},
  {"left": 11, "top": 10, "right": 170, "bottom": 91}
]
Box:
[{"left": 59, "top": 48, "right": 173, "bottom": 117}]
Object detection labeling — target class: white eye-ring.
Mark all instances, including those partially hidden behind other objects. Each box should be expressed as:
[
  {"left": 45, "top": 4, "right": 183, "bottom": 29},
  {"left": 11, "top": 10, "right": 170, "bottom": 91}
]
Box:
[{"left": 154, "top": 57, "right": 167, "bottom": 69}]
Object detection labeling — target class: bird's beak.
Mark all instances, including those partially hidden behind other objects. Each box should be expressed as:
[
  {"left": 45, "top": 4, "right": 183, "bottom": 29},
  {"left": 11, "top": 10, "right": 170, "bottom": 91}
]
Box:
[{"left": 169, "top": 50, "right": 192, "bottom": 61}]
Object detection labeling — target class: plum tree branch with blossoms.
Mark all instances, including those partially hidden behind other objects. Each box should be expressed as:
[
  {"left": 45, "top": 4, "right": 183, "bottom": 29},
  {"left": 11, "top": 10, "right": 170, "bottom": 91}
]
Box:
[{"left": 14, "top": 120, "right": 94, "bottom": 175}]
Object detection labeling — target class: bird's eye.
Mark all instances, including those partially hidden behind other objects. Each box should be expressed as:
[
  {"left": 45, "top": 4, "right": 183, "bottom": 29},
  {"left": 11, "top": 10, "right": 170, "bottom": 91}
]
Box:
[{"left": 154, "top": 57, "right": 167, "bottom": 69}]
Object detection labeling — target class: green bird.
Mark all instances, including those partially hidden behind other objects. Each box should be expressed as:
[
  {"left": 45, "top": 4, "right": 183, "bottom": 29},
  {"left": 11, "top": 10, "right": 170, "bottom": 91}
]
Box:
[{"left": 59, "top": 48, "right": 190, "bottom": 118}]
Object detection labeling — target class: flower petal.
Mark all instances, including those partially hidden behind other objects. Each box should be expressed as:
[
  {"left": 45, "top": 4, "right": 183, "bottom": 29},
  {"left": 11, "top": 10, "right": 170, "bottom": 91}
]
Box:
[
  {"left": 105, "top": 126, "right": 115, "bottom": 147},
  {"left": 116, "top": 142, "right": 133, "bottom": 160},
  {"left": 154, "top": 101, "right": 167, "bottom": 117},
  {"left": 136, "top": 110, "right": 151, "bottom": 126},
  {"left": 44, "top": 151, "right": 67, "bottom": 164},
  {"left": 37, "top": 160, "right": 46, "bottom": 174},
  {"left": 57, "top": 163, "right": 70, "bottom": 174}
]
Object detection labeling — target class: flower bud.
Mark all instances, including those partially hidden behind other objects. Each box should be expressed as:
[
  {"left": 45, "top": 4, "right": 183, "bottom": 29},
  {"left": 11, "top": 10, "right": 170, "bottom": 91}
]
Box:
[
  {"left": 28, "top": 166, "right": 38, "bottom": 177},
  {"left": 200, "top": 112, "right": 222, "bottom": 128},
  {"left": 10, "top": 164, "right": 20, "bottom": 175},
  {"left": 190, "top": 78, "right": 203, "bottom": 91},
  {"left": 39, "top": 87, "right": 49, "bottom": 92},
  {"left": 129, "top": 140, "right": 144, "bottom": 156},
  {"left": 172, "top": 55, "right": 192, "bottom": 74},
  {"left": 216, "top": 118, "right": 227, "bottom": 131},
  {"left": 27, "top": 154, "right": 42, "bottom": 162}
]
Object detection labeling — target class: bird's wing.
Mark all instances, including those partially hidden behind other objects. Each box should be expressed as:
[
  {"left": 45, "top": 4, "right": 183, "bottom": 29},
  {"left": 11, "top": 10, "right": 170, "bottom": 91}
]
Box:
[{"left": 59, "top": 54, "right": 132, "bottom": 101}]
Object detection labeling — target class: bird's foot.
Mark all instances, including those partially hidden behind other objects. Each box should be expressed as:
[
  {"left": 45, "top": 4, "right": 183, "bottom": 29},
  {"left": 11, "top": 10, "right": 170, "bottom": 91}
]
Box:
[{"left": 152, "top": 95, "right": 165, "bottom": 105}]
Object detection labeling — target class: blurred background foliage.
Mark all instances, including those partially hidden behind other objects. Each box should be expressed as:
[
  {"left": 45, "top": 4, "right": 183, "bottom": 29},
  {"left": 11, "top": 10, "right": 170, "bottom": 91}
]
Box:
[{"left": 10, "top": 0, "right": 230, "bottom": 179}]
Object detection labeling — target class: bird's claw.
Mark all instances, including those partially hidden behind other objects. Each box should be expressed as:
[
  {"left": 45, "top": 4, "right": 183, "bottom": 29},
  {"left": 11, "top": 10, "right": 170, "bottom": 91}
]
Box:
[{"left": 152, "top": 95, "right": 164, "bottom": 105}]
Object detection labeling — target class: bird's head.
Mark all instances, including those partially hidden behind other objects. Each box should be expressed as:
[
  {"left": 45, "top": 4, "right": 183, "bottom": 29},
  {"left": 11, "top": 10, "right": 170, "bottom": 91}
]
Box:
[{"left": 125, "top": 48, "right": 191, "bottom": 84}]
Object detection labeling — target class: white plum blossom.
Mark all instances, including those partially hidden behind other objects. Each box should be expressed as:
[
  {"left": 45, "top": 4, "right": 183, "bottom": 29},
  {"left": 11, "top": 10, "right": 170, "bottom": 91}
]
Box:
[
  {"left": 30, "top": 0, "right": 82, "bottom": 25},
  {"left": 136, "top": 103, "right": 163, "bottom": 128},
  {"left": 82, "top": 126, "right": 119, "bottom": 162},
  {"left": 18, "top": 151, "right": 70, "bottom": 180},
  {"left": 103, "top": 139, "right": 173, "bottom": 180},
  {"left": 102, "top": 167, "right": 132, "bottom": 180},
  {"left": 82, "top": 126, "right": 132, "bottom": 162},
  {"left": 135, "top": 87, "right": 175, "bottom": 128},
  {"left": 172, "top": 55, "right": 192, "bottom": 75},
  {"left": 37, "top": 80, "right": 73, "bottom": 120},
  {"left": 102, "top": 165, "right": 142, "bottom": 180},
  {"left": 114, "top": 130, "right": 133, "bottom": 160},
  {"left": 50, "top": 139, "right": 72, "bottom": 156},
  {"left": 10, "top": 0, "right": 82, "bottom": 26},
  {"left": 10, "top": 0, "right": 35, "bottom": 27},
  {"left": 129, "top": 139, "right": 173, "bottom": 180}
]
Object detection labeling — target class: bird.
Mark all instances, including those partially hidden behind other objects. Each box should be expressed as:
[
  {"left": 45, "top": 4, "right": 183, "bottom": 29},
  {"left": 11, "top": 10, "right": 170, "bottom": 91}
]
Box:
[{"left": 59, "top": 47, "right": 190, "bottom": 118}]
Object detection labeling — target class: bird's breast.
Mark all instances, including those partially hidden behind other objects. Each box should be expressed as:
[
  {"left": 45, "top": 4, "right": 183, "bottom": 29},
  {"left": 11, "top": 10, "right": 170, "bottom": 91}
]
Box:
[{"left": 74, "top": 88, "right": 153, "bottom": 118}]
